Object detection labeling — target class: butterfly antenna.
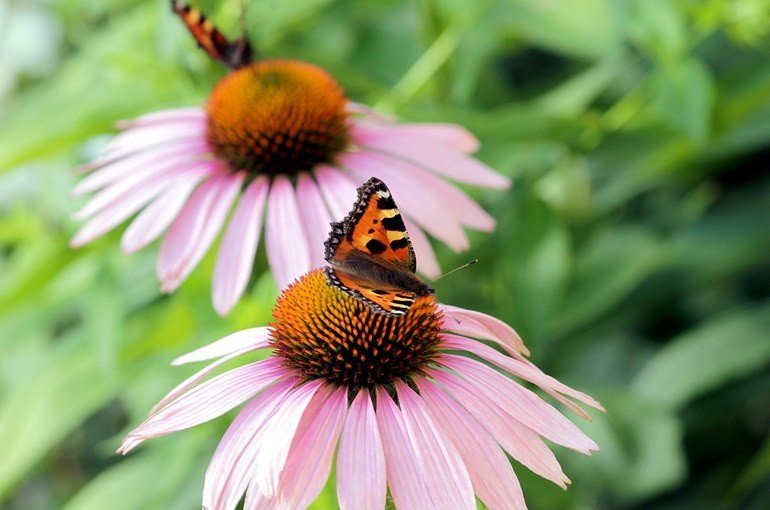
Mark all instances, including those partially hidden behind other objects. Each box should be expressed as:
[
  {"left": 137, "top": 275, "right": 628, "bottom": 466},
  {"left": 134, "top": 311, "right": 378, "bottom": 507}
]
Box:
[
  {"left": 432, "top": 259, "right": 478, "bottom": 325},
  {"left": 238, "top": 0, "right": 247, "bottom": 38},
  {"left": 431, "top": 259, "right": 478, "bottom": 283}
]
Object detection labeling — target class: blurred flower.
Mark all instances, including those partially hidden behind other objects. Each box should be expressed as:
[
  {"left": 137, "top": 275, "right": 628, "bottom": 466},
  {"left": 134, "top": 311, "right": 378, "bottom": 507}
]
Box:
[
  {"left": 119, "top": 269, "right": 602, "bottom": 510},
  {"left": 70, "top": 59, "right": 509, "bottom": 315}
]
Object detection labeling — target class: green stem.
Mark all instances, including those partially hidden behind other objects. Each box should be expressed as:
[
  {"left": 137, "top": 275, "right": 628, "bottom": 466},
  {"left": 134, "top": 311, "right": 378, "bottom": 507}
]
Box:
[{"left": 376, "top": 0, "right": 496, "bottom": 111}]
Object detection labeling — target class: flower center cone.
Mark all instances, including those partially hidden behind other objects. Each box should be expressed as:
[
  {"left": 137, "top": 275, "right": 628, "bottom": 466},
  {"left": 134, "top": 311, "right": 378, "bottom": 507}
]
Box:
[
  {"left": 270, "top": 270, "right": 443, "bottom": 389},
  {"left": 206, "top": 59, "right": 349, "bottom": 176}
]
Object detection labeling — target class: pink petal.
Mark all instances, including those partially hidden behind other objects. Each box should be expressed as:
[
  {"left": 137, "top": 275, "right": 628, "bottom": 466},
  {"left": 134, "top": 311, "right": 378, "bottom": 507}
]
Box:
[
  {"left": 103, "top": 119, "right": 206, "bottom": 158},
  {"left": 441, "top": 304, "right": 530, "bottom": 357},
  {"left": 156, "top": 345, "right": 275, "bottom": 415},
  {"left": 353, "top": 129, "right": 510, "bottom": 189},
  {"left": 204, "top": 378, "right": 297, "bottom": 510},
  {"left": 440, "top": 355, "right": 598, "bottom": 453},
  {"left": 340, "top": 152, "right": 470, "bottom": 251},
  {"left": 70, "top": 171, "right": 203, "bottom": 248},
  {"left": 351, "top": 121, "right": 480, "bottom": 154},
  {"left": 120, "top": 170, "right": 208, "bottom": 254},
  {"left": 265, "top": 175, "right": 311, "bottom": 289},
  {"left": 314, "top": 165, "right": 358, "bottom": 220},
  {"left": 337, "top": 389, "right": 386, "bottom": 510},
  {"left": 157, "top": 172, "right": 244, "bottom": 293},
  {"left": 431, "top": 368, "right": 570, "bottom": 487},
  {"left": 374, "top": 387, "right": 435, "bottom": 510},
  {"left": 118, "top": 359, "right": 287, "bottom": 453},
  {"left": 171, "top": 327, "right": 271, "bottom": 366},
  {"left": 404, "top": 217, "right": 441, "bottom": 278},
  {"left": 416, "top": 378, "right": 526, "bottom": 510},
  {"left": 72, "top": 141, "right": 208, "bottom": 196},
  {"left": 395, "top": 382, "right": 475, "bottom": 510},
  {"left": 212, "top": 176, "right": 270, "bottom": 316},
  {"left": 117, "top": 107, "right": 206, "bottom": 128},
  {"left": 295, "top": 174, "right": 333, "bottom": 269},
  {"left": 249, "top": 379, "right": 324, "bottom": 500},
  {"left": 345, "top": 102, "right": 395, "bottom": 122},
  {"left": 72, "top": 155, "right": 209, "bottom": 219},
  {"left": 351, "top": 149, "right": 495, "bottom": 231},
  {"left": 271, "top": 385, "right": 347, "bottom": 509},
  {"left": 442, "top": 334, "right": 604, "bottom": 415}
]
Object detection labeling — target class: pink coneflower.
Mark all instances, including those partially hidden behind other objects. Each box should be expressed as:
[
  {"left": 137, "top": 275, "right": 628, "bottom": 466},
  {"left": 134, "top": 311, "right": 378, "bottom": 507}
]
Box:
[
  {"left": 119, "top": 269, "right": 603, "bottom": 510},
  {"left": 70, "top": 11, "right": 509, "bottom": 315}
]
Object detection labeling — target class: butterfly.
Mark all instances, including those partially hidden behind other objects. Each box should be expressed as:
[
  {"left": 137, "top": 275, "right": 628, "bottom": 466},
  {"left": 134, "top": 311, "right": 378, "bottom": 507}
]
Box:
[
  {"left": 171, "top": 1, "right": 252, "bottom": 69},
  {"left": 324, "top": 177, "right": 434, "bottom": 316}
]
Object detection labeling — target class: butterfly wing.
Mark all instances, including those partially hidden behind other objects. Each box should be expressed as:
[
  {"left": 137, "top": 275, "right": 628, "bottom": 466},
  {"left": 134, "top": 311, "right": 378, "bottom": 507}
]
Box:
[
  {"left": 172, "top": 1, "right": 252, "bottom": 69},
  {"left": 324, "top": 177, "right": 416, "bottom": 272},
  {"left": 325, "top": 267, "right": 417, "bottom": 316}
]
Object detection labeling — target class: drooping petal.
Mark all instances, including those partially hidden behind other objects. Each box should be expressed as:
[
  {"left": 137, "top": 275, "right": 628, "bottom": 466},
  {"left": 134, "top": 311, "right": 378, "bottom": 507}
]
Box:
[
  {"left": 440, "top": 355, "right": 598, "bottom": 453},
  {"left": 103, "top": 119, "right": 206, "bottom": 159},
  {"left": 337, "top": 389, "right": 386, "bottom": 510},
  {"left": 353, "top": 128, "right": 510, "bottom": 189},
  {"left": 295, "top": 173, "right": 333, "bottom": 268},
  {"left": 352, "top": 121, "right": 480, "bottom": 154},
  {"left": 212, "top": 176, "right": 270, "bottom": 316},
  {"left": 203, "top": 378, "right": 296, "bottom": 510},
  {"left": 374, "top": 387, "right": 436, "bottom": 510},
  {"left": 154, "top": 344, "right": 275, "bottom": 415},
  {"left": 72, "top": 142, "right": 208, "bottom": 197},
  {"left": 441, "top": 304, "right": 530, "bottom": 357},
  {"left": 442, "top": 334, "right": 604, "bottom": 415},
  {"left": 157, "top": 171, "right": 244, "bottom": 293},
  {"left": 314, "top": 165, "right": 358, "bottom": 219},
  {"left": 345, "top": 102, "right": 395, "bottom": 122},
  {"left": 356, "top": 150, "right": 495, "bottom": 231},
  {"left": 416, "top": 378, "right": 526, "bottom": 510},
  {"left": 265, "top": 175, "right": 311, "bottom": 290},
  {"left": 340, "top": 152, "right": 470, "bottom": 251},
  {"left": 121, "top": 169, "right": 210, "bottom": 253},
  {"left": 117, "top": 107, "right": 206, "bottom": 128},
  {"left": 250, "top": 379, "right": 323, "bottom": 499},
  {"left": 70, "top": 169, "right": 207, "bottom": 248},
  {"left": 395, "top": 382, "right": 475, "bottom": 510},
  {"left": 118, "top": 359, "right": 287, "bottom": 453},
  {"left": 171, "top": 327, "right": 271, "bottom": 366},
  {"left": 416, "top": 378, "right": 527, "bottom": 510},
  {"left": 271, "top": 385, "right": 347, "bottom": 509},
  {"left": 431, "top": 368, "right": 570, "bottom": 487}
]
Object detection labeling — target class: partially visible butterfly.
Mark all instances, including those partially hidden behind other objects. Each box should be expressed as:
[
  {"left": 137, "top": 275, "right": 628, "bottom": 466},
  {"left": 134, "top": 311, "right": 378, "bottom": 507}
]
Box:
[
  {"left": 324, "top": 177, "right": 434, "bottom": 316},
  {"left": 171, "top": 1, "right": 252, "bottom": 69}
]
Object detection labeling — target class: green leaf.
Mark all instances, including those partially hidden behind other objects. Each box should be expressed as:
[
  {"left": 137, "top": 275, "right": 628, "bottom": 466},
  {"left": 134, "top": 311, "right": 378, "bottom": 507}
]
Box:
[
  {"left": 625, "top": 0, "right": 688, "bottom": 62},
  {"left": 555, "top": 228, "right": 667, "bottom": 335},
  {"left": 632, "top": 305, "right": 770, "bottom": 409},
  {"left": 502, "top": 0, "right": 621, "bottom": 60},
  {"left": 0, "top": 334, "right": 117, "bottom": 499},
  {"left": 576, "top": 392, "right": 686, "bottom": 502},
  {"left": 649, "top": 58, "right": 716, "bottom": 144},
  {"left": 63, "top": 432, "right": 209, "bottom": 510}
]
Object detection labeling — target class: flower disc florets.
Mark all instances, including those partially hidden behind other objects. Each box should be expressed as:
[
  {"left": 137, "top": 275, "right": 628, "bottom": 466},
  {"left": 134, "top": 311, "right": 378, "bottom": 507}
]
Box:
[
  {"left": 206, "top": 59, "right": 349, "bottom": 176},
  {"left": 270, "top": 269, "right": 443, "bottom": 388}
]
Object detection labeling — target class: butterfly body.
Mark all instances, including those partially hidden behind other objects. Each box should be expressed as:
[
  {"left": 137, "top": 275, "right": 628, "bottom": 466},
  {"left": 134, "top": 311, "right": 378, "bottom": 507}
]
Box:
[
  {"left": 172, "top": 1, "right": 253, "bottom": 69},
  {"left": 324, "top": 178, "right": 433, "bottom": 316}
]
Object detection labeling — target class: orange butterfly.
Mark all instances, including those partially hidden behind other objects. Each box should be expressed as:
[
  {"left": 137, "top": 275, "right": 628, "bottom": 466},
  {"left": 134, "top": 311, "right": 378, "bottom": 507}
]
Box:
[
  {"left": 171, "top": 1, "right": 252, "bottom": 69},
  {"left": 324, "top": 177, "right": 434, "bottom": 316}
]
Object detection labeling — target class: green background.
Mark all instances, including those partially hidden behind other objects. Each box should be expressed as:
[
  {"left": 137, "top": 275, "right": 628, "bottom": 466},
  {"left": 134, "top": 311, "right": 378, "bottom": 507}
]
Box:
[{"left": 1, "top": 0, "right": 769, "bottom": 508}]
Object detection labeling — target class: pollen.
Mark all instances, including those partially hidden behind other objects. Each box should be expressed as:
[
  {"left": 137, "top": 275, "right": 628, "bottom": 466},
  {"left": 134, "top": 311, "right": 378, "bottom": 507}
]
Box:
[
  {"left": 206, "top": 59, "right": 349, "bottom": 176},
  {"left": 270, "top": 269, "right": 443, "bottom": 389}
]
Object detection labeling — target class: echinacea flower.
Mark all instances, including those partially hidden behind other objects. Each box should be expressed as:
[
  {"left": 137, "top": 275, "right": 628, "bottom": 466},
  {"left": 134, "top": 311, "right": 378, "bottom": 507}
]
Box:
[
  {"left": 119, "top": 269, "right": 603, "bottom": 510},
  {"left": 71, "top": 55, "right": 509, "bottom": 315}
]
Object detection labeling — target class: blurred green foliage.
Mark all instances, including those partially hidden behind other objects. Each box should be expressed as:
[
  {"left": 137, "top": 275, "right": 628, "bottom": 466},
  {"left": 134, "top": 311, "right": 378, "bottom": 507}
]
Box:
[{"left": 1, "top": 0, "right": 769, "bottom": 508}]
